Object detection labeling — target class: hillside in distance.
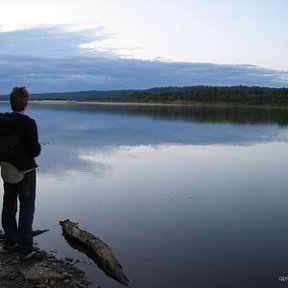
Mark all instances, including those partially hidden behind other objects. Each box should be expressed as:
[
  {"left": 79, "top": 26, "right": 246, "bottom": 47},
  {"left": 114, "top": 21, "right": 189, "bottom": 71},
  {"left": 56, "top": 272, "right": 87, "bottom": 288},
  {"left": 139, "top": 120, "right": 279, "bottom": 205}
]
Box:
[{"left": 32, "top": 89, "right": 135, "bottom": 101}]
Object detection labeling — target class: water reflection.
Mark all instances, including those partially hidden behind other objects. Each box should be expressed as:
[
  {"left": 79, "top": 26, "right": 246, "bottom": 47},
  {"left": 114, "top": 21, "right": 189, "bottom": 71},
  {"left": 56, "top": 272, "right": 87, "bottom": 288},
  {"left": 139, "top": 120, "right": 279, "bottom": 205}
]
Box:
[
  {"left": 2, "top": 102, "right": 288, "bottom": 287},
  {"left": 2, "top": 101, "right": 288, "bottom": 126},
  {"left": 8, "top": 103, "right": 285, "bottom": 176},
  {"left": 35, "top": 142, "right": 288, "bottom": 288},
  {"left": 84, "top": 104, "right": 288, "bottom": 126}
]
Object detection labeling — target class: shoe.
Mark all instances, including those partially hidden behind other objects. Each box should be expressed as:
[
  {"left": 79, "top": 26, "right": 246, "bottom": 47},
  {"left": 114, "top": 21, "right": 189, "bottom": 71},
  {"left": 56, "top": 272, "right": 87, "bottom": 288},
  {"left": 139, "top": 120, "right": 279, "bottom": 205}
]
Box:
[
  {"left": 19, "top": 250, "right": 46, "bottom": 260},
  {"left": 3, "top": 243, "right": 18, "bottom": 251}
]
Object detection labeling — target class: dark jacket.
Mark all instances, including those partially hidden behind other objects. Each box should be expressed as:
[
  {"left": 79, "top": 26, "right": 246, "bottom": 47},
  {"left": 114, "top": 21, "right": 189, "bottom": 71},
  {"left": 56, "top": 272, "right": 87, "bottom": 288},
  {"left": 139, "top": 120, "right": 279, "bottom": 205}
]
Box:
[{"left": 0, "top": 112, "right": 41, "bottom": 171}]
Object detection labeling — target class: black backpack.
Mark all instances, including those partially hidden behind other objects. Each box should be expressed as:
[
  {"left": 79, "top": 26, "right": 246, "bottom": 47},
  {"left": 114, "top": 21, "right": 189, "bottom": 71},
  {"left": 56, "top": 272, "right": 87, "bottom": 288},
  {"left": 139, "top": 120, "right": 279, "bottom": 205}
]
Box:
[{"left": 0, "top": 113, "right": 20, "bottom": 161}]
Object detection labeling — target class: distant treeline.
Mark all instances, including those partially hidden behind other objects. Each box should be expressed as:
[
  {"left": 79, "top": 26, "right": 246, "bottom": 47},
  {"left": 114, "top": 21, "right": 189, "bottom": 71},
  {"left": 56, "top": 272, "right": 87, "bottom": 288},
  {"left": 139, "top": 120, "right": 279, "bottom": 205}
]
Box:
[
  {"left": 32, "top": 89, "right": 134, "bottom": 101},
  {"left": 124, "top": 86, "right": 288, "bottom": 106},
  {"left": 1, "top": 85, "right": 288, "bottom": 106}
]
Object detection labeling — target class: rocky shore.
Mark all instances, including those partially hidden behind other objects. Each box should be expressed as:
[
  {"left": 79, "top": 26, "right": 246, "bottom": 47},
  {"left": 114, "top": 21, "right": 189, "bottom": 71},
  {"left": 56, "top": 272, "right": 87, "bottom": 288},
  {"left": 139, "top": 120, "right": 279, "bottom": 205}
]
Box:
[{"left": 0, "top": 244, "right": 95, "bottom": 288}]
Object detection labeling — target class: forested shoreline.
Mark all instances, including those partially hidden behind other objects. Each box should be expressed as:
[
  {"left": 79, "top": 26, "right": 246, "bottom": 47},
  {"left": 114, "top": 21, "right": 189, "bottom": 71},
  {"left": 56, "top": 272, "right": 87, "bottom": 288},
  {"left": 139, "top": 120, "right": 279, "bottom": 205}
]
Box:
[
  {"left": 1, "top": 85, "right": 288, "bottom": 106},
  {"left": 125, "top": 86, "right": 288, "bottom": 105}
]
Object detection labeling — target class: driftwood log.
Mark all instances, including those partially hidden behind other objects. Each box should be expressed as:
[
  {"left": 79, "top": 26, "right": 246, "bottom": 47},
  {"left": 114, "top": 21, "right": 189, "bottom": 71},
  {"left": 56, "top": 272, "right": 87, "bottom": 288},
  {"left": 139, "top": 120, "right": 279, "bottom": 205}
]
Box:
[
  {"left": 0, "top": 229, "right": 49, "bottom": 241},
  {"left": 59, "top": 219, "right": 129, "bottom": 286}
]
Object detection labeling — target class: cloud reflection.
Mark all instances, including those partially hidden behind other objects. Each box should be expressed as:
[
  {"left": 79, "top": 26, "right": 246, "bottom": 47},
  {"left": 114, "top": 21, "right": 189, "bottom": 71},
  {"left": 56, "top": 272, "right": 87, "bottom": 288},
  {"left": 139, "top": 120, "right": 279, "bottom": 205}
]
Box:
[{"left": 4, "top": 103, "right": 287, "bottom": 178}]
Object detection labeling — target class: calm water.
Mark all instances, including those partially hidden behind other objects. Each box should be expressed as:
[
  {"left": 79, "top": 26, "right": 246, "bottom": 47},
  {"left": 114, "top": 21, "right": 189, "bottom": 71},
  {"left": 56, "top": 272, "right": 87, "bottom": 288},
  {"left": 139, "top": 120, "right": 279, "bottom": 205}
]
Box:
[{"left": 1, "top": 102, "right": 288, "bottom": 288}]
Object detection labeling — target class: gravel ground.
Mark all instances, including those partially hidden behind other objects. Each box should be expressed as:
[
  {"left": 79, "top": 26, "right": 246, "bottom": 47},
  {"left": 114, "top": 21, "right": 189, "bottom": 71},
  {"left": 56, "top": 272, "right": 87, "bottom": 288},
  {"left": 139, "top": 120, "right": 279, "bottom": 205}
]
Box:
[{"left": 0, "top": 244, "right": 98, "bottom": 288}]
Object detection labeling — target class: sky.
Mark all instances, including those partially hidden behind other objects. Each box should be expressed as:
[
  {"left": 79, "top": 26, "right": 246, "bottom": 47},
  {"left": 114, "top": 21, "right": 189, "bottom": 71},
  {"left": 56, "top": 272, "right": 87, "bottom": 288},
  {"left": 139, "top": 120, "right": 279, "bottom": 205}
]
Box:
[{"left": 0, "top": 0, "right": 287, "bottom": 94}]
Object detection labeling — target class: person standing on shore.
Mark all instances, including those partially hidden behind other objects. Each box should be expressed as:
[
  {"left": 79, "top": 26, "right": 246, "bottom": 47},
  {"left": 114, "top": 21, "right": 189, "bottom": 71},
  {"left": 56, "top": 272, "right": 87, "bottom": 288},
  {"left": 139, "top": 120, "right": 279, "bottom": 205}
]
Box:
[{"left": 0, "top": 87, "right": 44, "bottom": 259}]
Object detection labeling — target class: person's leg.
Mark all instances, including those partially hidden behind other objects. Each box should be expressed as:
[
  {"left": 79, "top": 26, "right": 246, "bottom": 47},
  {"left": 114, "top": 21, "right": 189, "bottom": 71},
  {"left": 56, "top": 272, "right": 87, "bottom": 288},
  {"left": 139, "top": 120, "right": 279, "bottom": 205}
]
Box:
[
  {"left": 18, "top": 170, "right": 36, "bottom": 255},
  {"left": 1, "top": 182, "right": 18, "bottom": 246}
]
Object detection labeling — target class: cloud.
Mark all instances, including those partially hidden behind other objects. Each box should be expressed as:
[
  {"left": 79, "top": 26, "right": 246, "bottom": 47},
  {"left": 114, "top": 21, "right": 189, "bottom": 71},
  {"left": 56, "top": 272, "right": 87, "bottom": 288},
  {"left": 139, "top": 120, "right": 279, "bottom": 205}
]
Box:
[
  {"left": 0, "top": 24, "right": 111, "bottom": 56},
  {"left": 0, "top": 25, "right": 287, "bottom": 94}
]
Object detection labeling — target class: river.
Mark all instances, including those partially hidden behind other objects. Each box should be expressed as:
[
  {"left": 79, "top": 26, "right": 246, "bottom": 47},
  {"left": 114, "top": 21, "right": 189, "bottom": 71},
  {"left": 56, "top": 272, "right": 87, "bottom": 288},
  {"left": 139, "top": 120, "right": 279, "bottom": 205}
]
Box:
[{"left": 1, "top": 102, "right": 288, "bottom": 288}]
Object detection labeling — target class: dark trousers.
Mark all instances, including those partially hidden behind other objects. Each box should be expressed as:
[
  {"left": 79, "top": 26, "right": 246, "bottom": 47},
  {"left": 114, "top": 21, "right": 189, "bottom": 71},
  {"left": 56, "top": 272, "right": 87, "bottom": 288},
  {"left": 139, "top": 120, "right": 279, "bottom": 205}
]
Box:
[{"left": 1, "top": 169, "right": 36, "bottom": 254}]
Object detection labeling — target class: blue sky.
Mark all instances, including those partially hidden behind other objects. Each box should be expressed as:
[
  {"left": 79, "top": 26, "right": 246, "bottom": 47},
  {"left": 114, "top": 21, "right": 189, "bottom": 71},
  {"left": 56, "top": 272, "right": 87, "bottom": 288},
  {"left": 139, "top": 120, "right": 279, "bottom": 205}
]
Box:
[{"left": 0, "top": 0, "right": 287, "bottom": 94}]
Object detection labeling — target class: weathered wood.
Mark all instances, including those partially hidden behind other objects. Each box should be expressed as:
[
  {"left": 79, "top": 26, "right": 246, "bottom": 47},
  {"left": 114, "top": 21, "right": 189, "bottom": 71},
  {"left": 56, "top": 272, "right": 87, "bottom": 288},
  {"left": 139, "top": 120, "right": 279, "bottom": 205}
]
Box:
[
  {"left": 59, "top": 219, "right": 129, "bottom": 286},
  {"left": 0, "top": 229, "right": 49, "bottom": 241}
]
